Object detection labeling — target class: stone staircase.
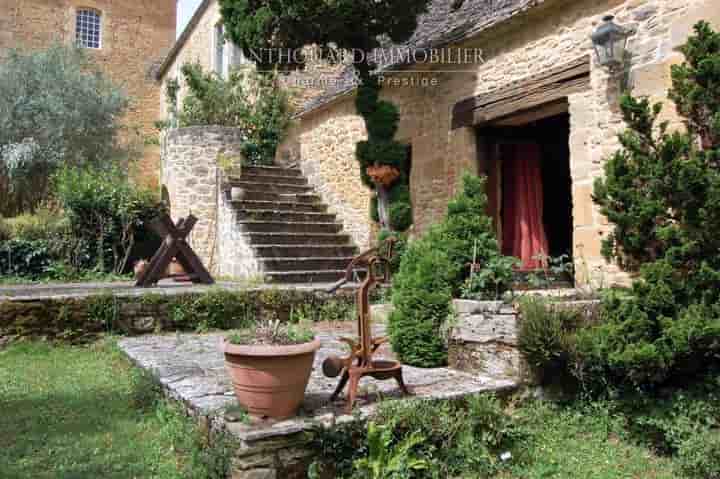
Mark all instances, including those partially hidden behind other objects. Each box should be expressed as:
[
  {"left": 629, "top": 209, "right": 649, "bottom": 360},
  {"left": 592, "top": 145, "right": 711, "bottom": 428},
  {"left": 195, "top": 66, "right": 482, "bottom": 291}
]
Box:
[{"left": 227, "top": 165, "right": 358, "bottom": 283}]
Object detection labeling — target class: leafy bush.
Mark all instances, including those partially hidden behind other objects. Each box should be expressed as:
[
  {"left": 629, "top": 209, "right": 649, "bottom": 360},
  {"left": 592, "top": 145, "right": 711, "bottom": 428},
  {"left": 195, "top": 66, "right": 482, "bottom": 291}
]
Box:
[
  {"left": 389, "top": 235, "right": 455, "bottom": 367},
  {"left": 389, "top": 173, "right": 511, "bottom": 367},
  {"left": 0, "top": 44, "right": 127, "bottom": 216},
  {"left": 0, "top": 239, "right": 53, "bottom": 278},
  {"left": 53, "top": 165, "right": 163, "bottom": 274},
  {"left": 177, "top": 63, "right": 292, "bottom": 165},
  {"left": 1, "top": 208, "right": 70, "bottom": 241},
  {"left": 351, "top": 422, "right": 428, "bottom": 479},
  {"left": 167, "top": 290, "right": 256, "bottom": 331},
  {"left": 517, "top": 297, "right": 580, "bottom": 380},
  {"left": 310, "top": 395, "right": 519, "bottom": 479},
  {"left": 461, "top": 255, "right": 518, "bottom": 300},
  {"left": 580, "top": 21, "right": 720, "bottom": 392},
  {"left": 676, "top": 429, "right": 720, "bottom": 479}
]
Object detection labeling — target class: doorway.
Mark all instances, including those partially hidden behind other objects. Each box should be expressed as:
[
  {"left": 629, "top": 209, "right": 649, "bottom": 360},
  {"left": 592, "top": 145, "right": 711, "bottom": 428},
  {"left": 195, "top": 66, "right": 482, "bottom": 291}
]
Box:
[{"left": 477, "top": 111, "right": 573, "bottom": 272}]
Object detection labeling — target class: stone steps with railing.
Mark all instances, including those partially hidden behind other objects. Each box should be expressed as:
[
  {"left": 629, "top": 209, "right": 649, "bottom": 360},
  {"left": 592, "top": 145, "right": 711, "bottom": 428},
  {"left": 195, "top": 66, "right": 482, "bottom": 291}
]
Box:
[{"left": 226, "top": 165, "right": 358, "bottom": 284}]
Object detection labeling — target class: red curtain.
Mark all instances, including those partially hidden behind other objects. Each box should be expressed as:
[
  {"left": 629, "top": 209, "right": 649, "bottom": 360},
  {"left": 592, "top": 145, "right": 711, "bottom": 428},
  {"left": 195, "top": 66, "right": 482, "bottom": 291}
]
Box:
[{"left": 501, "top": 143, "right": 549, "bottom": 270}]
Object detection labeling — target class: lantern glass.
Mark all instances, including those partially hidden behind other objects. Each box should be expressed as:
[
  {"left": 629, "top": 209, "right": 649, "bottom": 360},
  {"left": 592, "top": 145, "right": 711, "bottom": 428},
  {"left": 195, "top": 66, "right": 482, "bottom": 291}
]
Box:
[{"left": 591, "top": 15, "right": 630, "bottom": 68}]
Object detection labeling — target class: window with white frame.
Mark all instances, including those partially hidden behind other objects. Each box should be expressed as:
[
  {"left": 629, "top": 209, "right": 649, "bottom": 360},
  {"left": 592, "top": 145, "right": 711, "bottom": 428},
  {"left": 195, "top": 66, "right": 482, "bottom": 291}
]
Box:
[
  {"left": 214, "top": 23, "right": 225, "bottom": 76},
  {"left": 76, "top": 8, "right": 102, "bottom": 49}
]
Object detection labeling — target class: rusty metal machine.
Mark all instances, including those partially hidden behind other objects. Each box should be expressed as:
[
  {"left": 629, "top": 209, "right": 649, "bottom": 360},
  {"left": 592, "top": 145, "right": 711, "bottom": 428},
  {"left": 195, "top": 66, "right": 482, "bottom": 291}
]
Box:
[{"left": 323, "top": 237, "right": 410, "bottom": 412}]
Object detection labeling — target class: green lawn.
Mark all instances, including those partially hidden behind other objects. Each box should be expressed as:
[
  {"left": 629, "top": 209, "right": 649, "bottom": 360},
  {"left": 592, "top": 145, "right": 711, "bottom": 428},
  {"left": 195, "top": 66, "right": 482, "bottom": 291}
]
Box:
[
  {"left": 0, "top": 340, "right": 691, "bottom": 479},
  {"left": 501, "top": 400, "right": 678, "bottom": 479},
  {"left": 0, "top": 340, "right": 224, "bottom": 479}
]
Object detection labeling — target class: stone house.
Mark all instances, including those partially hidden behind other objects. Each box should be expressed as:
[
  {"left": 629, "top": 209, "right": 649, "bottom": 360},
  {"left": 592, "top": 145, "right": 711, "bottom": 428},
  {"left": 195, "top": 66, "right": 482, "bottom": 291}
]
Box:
[
  {"left": 155, "top": 0, "right": 719, "bottom": 285},
  {"left": 272, "top": 0, "right": 720, "bottom": 286},
  {"left": 0, "top": 0, "right": 177, "bottom": 188}
]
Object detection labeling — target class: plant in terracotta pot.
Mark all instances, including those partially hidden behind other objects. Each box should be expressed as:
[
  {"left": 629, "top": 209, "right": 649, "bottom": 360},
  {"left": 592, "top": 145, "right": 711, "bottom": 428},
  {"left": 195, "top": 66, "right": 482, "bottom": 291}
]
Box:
[{"left": 222, "top": 319, "right": 320, "bottom": 419}]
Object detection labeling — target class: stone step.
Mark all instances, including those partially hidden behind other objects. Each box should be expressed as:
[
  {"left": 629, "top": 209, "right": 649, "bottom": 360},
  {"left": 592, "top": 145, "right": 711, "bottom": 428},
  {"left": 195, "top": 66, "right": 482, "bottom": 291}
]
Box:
[
  {"left": 235, "top": 173, "right": 308, "bottom": 186},
  {"left": 238, "top": 221, "right": 343, "bottom": 234},
  {"left": 241, "top": 165, "right": 302, "bottom": 178},
  {"left": 237, "top": 210, "right": 337, "bottom": 223},
  {"left": 261, "top": 257, "right": 354, "bottom": 271},
  {"left": 242, "top": 232, "right": 352, "bottom": 246},
  {"left": 231, "top": 200, "right": 328, "bottom": 213},
  {"left": 229, "top": 180, "right": 314, "bottom": 195},
  {"left": 264, "top": 270, "right": 348, "bottom": 283},
  {"left": 242, "top": 191, "right": 320, "bottom": 204},
  {"left": 253, "top": 245, "right": 358, "bottom": 258}
]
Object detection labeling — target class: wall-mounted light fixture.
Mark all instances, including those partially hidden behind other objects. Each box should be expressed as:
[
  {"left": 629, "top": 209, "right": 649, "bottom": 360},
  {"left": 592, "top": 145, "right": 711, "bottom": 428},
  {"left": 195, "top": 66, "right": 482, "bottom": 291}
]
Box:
[
  {"left": 591, "top": 15, "right": 632, "bottom": 71},
  {"left": 591, "top": 15, "right": 634, "bottom": 92}
]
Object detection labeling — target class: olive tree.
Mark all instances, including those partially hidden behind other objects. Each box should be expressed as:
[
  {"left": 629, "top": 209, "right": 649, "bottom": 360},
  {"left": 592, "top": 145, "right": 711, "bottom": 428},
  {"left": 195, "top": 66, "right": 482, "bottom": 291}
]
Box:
[{"left": 0, "top": 44, "right": 127, "bottom": 215}]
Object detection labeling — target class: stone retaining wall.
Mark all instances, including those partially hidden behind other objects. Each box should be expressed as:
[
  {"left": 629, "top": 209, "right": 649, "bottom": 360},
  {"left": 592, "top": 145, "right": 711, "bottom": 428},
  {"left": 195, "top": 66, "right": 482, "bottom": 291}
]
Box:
[
  {"left": 449, "top": 298, "right": 602, "bottom": 383},
  {"left": 449, "top": 300, "right": 527, "bottom": 381},
  {"left": 0, "top": 287, "right": 355, "bottom": 343},
  {"left": 161, "top": 126, "right": 260, "bottom": 278}
]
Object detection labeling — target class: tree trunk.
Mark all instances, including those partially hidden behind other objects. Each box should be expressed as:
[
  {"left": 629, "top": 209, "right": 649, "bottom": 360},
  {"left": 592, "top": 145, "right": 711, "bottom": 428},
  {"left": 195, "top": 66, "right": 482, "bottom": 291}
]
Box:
[{"left": 376, "top": 184, "right": 391, "bottom": 230}]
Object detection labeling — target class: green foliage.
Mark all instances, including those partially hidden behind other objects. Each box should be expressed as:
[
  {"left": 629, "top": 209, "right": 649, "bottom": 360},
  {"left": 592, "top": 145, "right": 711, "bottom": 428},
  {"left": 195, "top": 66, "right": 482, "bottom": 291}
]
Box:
[
  {"left": 586, "top": 21, "right": 720, "bottom": 391},
  {"left": 0, "top": 239, "right": 53, "bottom": 278},
  {"left": 309, "top": 419, "right": 369, "bottom": 478},
  {"left": 389, "top": 174, "right": 510, "bottom": 366},
  {"left": 219, "top": 1, "right": 431, "bottom": 70},
  {"left": 389, "top": 234, "right": 454, "bottom": 367},
  {"left": 86, "top": 293, "right": 120, "bottom": 333},
  {"left": 461, "top": 255, "right": 518, "bottom": 300},
  {"left": 310, "top": 396, "right": 519, "bottom": 479},
  {"left": 0, "top": 44, "right": 128, "bottom": 216},
  {"left": 378, "top": 228, "right": 408, "bottom": 275},
  {"left": 178, "top": 63, "right": 292, "bottom": 165},
  {"left": 1, "top": 208, "right": 70, "bottom": 241},
  {"left": 676, "top": 429, "right": 720, "bottom": 479},
  {"left": 618, "top": 375, "right": 720, "bottom": 455},
  {"left": 53, "top": 165, "right": 163, "bottom": 274},
  {"left": 352, "top": 421, "right": 428, "bottom": 479},
  {"left": 219, "top": 0, "right": 430, "bottom": 229},
  {"left": 168, "top": 290, "right": 256, "bottom": 332},
  {"left": 226, "top": 318, "right": 315, "bottom": 345},
  {"left": 517, "top": 297, "right": 581, "bottom": 380}
]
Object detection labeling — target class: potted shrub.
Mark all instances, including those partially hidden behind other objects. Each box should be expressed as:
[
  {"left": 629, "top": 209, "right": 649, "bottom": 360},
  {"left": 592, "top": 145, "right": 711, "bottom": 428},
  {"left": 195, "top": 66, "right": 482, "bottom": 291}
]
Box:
[{"left": 222, "top": 320, "right": 320, "bottom": 419}]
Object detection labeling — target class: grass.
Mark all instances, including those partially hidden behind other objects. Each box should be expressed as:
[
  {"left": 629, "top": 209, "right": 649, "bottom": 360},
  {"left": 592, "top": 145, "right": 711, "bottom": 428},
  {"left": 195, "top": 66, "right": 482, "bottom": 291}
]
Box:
[
  {"left": 0, "top": 340, "right": 230, "bottom": 479},
  {"left": 0, "top": 271, "right": 133, "bottom": 286},
  {"left": 500, "top": 400, "right": 678, "bottom": 479}
]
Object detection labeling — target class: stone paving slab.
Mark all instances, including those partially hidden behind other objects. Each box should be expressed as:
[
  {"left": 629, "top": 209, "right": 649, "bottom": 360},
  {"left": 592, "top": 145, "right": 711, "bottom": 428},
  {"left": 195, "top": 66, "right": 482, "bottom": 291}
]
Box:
[
  {"left": 118, "top": 324, "right": 518, "bottom": 442},
  {"left": 0, "top": 280, "right": 356, "bottom": 302}
]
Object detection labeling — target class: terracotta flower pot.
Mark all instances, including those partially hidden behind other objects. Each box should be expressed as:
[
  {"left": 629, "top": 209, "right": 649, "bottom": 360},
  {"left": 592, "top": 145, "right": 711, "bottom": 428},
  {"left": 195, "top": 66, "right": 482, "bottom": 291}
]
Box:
[
  {"left": 366, "top": 164, "right": 400, "bottom": 188},
  {"left": 222, "top": 338, "right": 321, "bottom": 419},
  {"left": 167, "top": 258, "right": 185, "bottom": 276}
]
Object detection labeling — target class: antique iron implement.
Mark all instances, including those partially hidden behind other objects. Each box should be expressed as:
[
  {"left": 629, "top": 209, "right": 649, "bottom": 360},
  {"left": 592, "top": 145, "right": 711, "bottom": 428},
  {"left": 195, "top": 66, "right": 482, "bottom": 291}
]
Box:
[{"left": 323, "top": 237, "right": 410, "bottom": 412}]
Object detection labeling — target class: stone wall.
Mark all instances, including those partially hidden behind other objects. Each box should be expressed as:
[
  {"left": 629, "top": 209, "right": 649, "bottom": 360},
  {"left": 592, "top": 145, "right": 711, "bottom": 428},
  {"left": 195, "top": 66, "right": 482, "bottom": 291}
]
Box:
[
  {"left": 286, "top": 0, "right": 720, "bottom": 286},
  {"left": 0, "top": 0, "right": 177, "bottom": 189},
  {"left": 449, "top": 300, "right": 526, "bottom": 381},
  {"left": 161, "top": 126, "right": 253, "bottom": 276},
  {"left": 449, "top": 297, "right": 602, "bottom": 383},
  {"left": 0, "top": 287, "right": 355, "bottom": 343},
  {"left": 280, "top": 100, "right": 375, "bottom": 250}
]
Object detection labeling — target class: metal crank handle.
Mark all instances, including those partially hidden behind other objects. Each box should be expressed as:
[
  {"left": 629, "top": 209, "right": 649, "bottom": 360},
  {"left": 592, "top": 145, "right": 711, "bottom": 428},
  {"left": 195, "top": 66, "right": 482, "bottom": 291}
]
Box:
[{"left": 326, "top": 277, "right": 348, "bottom": 294}]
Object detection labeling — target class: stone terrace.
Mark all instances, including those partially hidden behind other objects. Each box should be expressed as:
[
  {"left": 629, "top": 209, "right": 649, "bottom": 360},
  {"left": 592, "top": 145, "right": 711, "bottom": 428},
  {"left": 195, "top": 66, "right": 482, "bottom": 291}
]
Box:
[{"left": 118, "top": 323, "right": 518, "bottom": 477}]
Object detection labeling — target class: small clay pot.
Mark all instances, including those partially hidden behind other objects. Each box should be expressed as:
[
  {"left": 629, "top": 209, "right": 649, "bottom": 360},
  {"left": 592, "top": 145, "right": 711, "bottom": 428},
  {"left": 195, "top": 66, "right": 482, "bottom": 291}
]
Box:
[
  {"left": 167, "top": 258, "right": 184, "bottom": 276},
  {"left": 222, "top": 338, "right": 321, "bottom": 419}
]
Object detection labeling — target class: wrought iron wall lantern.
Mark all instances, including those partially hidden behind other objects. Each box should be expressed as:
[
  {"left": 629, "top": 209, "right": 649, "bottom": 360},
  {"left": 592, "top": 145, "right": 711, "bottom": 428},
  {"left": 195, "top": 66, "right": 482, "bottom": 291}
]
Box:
[{"left": 591, "top": 15, "right": 635, "bottom": 91}]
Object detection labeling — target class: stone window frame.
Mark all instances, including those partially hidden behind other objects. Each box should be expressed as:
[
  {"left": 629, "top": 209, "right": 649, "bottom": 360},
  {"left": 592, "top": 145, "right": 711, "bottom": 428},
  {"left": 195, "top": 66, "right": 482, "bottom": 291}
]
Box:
[{"left": 75, "top": 7, "right": 102, "bottom": 50}]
